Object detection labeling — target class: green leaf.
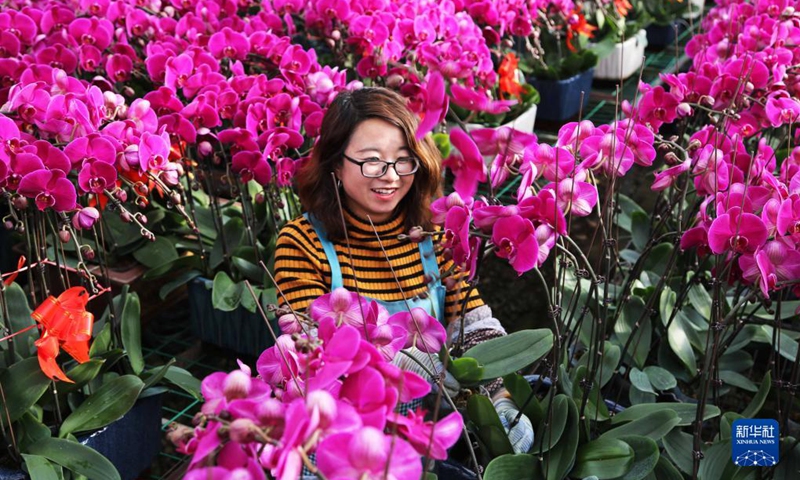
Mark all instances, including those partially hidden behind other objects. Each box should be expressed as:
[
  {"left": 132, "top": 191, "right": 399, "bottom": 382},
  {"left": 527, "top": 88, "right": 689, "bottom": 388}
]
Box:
[
  {"left": 741, "top": 371, "right": 770, "bottom": 418},
  {"left": 652, "top": 455, "right": 684, "bottom": 480},
  {"left": 450, "top": 357, "right": 485, "bottom": 385},
  {"left": 163, "top": 365, "right": 202, "bottom": 400},
  {"left": 464, "top": 329, "right": 553, "bottom": 380},
  {"left": 687, "top": 285, "right": 712, "bottom": 320},
  {"left": 467, "top": 394, "right": 513, "bottom": 457},
  {"left": 667, "top": 314, "right": 697, "bottom": 375},
  {"left": 503, "top": 373, "right": 544, "bottom": 427},
  {"left": 120, "top": 292, "right": 143, "bottom": 375},
  {"left": 89, "top": 322, "right": 112, "bottom": 357},
  {"left": 600, "top": 410, "right": 680, "bottom": 442},
  {"left": 698, "top": 439, "right": 732, "bottom": 480},
  {"left": 614, "top": 436, "right": 659, "bottom": 480},
  {"left": 720, "top": 412, "right": 743, "bottom": 440},
  {"left": 571, "top": 438, "right": 634, "bottom": 479},
  {"left": 629, "top": 368, "right": 655, "bottom": 395},
  {"left": 546, "top": 395, "right": 579, "bottom": 480},
  {"left": 132, "top": 236, "right": 178, "bottom": 268},
  {"left": 21, "top": 454, "right": 61, "bottom": 480},
  {"left": 775, "top": 436, "right": 800, "bottom": 480},
  {"left": 532, "top": 393, "right": 568, "bottom": 453},
  {"left": 59, "top": 360, "right": 106, "bottom": 394},
  {"left": 643, "top": 243, "right": 674, "bottom": 277},
  {"left": 659, "top": 288, "right": 676, "bottom": 328},
  {"left": 616, "top": 194, "right": 646, "bottom": 232},
  {"left": 719, "top": 370, "right": 758, "bottom": 392},
  {"left": 59, "top": 375, "right": 144, "bottom": 436},
  {"left": 159, "top": 270, "right": 203, "bottom": 300},
  {"left": 614, "top": 297, "right": 650, "bottom": 369},
  {"left": 756, "top": 325, "right": 798, "bottom": 361},
  {"left": 17, "top": 412, "right": 52, "bottom": 451},
  {"left": 484, "top": 454, "right": 539, "bottom": 479},
  {"left": 141, "top": 358, "right": 176, "bottom": 391},
  {"left": 25, "top": 437, "right": 120, "bottom": 480},
  {"left": 142, "top": 255, "right": 203, "bottom": 280},
  {"left": 433, "top": 133, "right": 452, "bottom": 158},
  {"left": 2, "top": 282, "right": 36, "bottom": 357},
  {"left": 212, "top": 271, "right": 244, "bottom": 312},
  {"left": 643, "top": 366, "right": 677, "bottom": 391},
  {"left": 611, "top": 403, "right": 720, "bottom": 427},
  {"left": 662, "top": 430, "right": 694, "bottom": 475},
  {"left": 0, "top": 356, "right": 51, "bottom": 422},
  {"left": 631, "top": 211, "right": 649, "bottom": 251}
]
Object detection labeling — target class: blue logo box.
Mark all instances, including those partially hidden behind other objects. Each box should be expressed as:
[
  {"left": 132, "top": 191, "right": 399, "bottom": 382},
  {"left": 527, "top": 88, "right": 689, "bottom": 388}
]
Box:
[{"left": 731, "top": 418, "right": 779, "bottom": 466}]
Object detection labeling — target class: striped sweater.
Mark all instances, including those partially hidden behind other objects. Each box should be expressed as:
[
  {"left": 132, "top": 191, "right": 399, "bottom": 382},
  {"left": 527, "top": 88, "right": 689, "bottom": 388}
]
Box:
[{"left": 274, "top": 209, "right": 484, "bottom": 324}]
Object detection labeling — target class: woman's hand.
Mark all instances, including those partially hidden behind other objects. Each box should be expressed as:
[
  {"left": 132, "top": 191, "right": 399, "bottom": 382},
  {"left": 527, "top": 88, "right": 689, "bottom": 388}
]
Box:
[
  {"left": 493, "top": 396, "right": 535, "bottom": 454},
  {"left": 393, "top": 347, "right": 461, "bottom": 398}
]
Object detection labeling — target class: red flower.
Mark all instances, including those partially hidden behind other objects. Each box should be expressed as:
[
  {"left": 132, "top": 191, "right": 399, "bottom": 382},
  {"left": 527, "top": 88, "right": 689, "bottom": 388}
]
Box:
[
  {"left": 566, "top": 10, "right": 597, "bottom": 53},
  {"left": 498, "top": 53, "right": 523, "bottom": 100}
]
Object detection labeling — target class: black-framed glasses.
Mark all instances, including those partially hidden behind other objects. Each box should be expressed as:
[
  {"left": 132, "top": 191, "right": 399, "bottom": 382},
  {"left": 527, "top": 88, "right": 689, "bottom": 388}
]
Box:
[{"left": 343, "top": 154, "right": 420, "bottom": 178}]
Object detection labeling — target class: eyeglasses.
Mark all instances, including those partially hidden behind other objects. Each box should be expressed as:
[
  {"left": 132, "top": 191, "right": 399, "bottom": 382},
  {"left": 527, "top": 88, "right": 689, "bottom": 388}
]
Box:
[{"left": 343, "top": 154, "right": 420, "bottom": 178}]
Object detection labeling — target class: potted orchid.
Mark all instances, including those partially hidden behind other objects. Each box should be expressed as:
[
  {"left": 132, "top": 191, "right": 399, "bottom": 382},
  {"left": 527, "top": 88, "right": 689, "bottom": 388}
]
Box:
[
  {"left": 587, "top": 0, "right": 650, "bottom": 81},
  {"left": 641, "top": 0, "right": 690, "bottom": 48}
]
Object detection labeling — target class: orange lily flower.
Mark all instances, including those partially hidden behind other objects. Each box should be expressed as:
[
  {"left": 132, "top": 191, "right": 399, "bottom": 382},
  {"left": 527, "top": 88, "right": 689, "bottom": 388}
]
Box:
[
  {"left": 31, "top": 287, "right": 94, "bottom": 383},
  {"left": 498, "top": 53, "right": 524, "bottom": 100},
  {"left": 566, "top": 10, "right": 597, "bottom": 53}
]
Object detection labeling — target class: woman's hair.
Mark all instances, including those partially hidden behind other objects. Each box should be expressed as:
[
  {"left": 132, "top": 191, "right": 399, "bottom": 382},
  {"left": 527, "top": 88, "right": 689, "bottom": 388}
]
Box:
[{"left": 296, "top": 87, "right": 442, "bottom": 240}]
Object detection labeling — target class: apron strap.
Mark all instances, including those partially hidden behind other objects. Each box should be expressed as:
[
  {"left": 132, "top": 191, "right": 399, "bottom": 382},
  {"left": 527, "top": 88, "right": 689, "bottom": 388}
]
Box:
[{"left": 304, "top": 213, "right": 344, "bottom": 290}]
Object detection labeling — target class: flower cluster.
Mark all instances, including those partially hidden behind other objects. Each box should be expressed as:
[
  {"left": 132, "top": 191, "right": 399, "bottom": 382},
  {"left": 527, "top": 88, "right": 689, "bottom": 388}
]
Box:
[
  {"left": 0, "top": 0, "right": 355, "bottom": 240},
  {"left": 177, "top": 288, "right": 461, "bottom": 479},
  {"left": 628, "top": 0, "right": 800, "bottom": 297},
  {"left": 433, "top": 116, "right": 655, "bottom": 274}
]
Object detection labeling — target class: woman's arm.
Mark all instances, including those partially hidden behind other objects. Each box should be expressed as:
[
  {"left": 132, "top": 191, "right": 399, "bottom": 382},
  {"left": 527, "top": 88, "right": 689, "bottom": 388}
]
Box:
[{"left": 274, "top": 218, "right": 330, "bottom": 312}]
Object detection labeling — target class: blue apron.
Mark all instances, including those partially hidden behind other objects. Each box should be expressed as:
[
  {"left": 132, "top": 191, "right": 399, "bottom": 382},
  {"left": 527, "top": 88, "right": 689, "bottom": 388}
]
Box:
[{"left": 304, "top": 213, "right": 447, "bottom": 325}]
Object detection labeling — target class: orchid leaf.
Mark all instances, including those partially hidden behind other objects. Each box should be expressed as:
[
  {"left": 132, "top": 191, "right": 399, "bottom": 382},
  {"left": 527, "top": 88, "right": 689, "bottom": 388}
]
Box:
[
  {"left": 159, "top": 270, "right": 203, "bottom": 300},
  {"left": 614, "top": 436, "right": 659, "bottom": 480},
  {"left": 571, "top": 438, "right": 634, "bottom": 479},
  {"left": 642, "top": 243, "right": 674, "bottom": 276},
  {"left": 546, "top": 395, "right": 579, "bottom": 480},
  {"left": 59, "top": 375, "right": 144, "bottom": 437},
  {"left": 741, "top": 371, "right": 770, "bottom": 418},
  {"left": 687, "top": 285, "right": 712, "bottom": 320},
  {"left": 698, "top": 439, "right": 732, "bottom": 480},
  {"left": 0, "top": 356, "right": 51, "bottom": 423},
  {"left": 662, "top": 430, "right": 694, "bottom": 475},
  {"left": 212, "top": 271, "right": 243, "bottom": 312},
  {"left": 141, "top": 358, "right": 176, "bottom": 391},
  {"left": 484, "top": 454, "right": 539, "bottom": 479},
  {"left": 616, "top": 194, "right": 646, "bottom": 232},
  {"left": 26, "top": 437, "right": 120, "bottom": 480},
  {"left": 59, "top": 360, "right": 106, "bottom": 394},
  {"left": 631, "top": 211, "right": 649, "bottom": 251},
  {"left": 629, "top": 368, "right": 655, "bottom": 395},
  {"left": 643, "top": 366, "right": 676, "bottom": 391},
  {"left": 89, "top": 322, "right": 112, "bottom": 357},
  {"left": 653, "top": 455, "right": 684, "bottom": 480},
  {"left": 467, "top": 394, "right": 513, "bottom": 457},
  {"left": 532, "top": 393, "right": 567, "bottom": 453},
  {"left": 21, "top": 454, "right": 61, "bottom": 480},
  {"left": 667, "top": 314, "right": 697, "bottom": 376},
  {"left": 463, "top": 329, "right": 553, "bottom": 380},
  {"left": 450, "top": 357, "right": 484, "bottom": 385},
  {"left": 132, "top": 236, "right": 178, "bottom": 268},
  {"left": 163, "top": 365, "right": 202, "bottom": 400},
  {"left": 503, "top": 373, "right": 544, "bottom": 426},
  {"left": 614, "top": 297, "right": 650, "bottom": 369},
  {"left": 120, "top": 291, "right": 144, "bottom": 375},
  {"left": 600, "top": 410, "right": 679, "bottom": 442},
  {"left": 719, "top": 370, "right": 758, "bottom": 392},
  {"left": 2, "top": 282, "right": 36, "bottom": 357},
  {"left": 611, "top": 403, "right": 720, "bottom": 426}
]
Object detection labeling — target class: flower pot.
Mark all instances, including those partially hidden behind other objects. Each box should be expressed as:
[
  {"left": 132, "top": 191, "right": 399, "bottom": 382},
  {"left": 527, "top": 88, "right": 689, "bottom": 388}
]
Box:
[
  {"left": 646, "top": 22, "right": 683, "bottom": 50},
  {"left": 528, "top": 69, "right": 594, "bottom": 122},
  {"left": 0, "top": 394, "right": 163, "bottom": 480},
  {"left": 593, "top": 30, "right": 648, "bottom": 81},
  {"left": 463, "top": 104, "right": 538, "bottom": 134},
  {"left": 188, "top": 277, "right": 278, "bottom": 357}
]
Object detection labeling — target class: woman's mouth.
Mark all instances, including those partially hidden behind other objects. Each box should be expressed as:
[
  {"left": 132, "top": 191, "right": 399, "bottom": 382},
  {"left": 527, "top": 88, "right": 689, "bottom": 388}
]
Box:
[{"left": 371, "top": 187, "right": 398, "bottom": 198}]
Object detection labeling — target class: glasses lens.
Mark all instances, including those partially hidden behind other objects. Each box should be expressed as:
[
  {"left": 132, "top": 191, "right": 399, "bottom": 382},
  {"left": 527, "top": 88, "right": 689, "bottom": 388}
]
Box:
[
  {"left": 362, "top": 160, "right": 387, "bottom": 177},
  {"left": 395, "top": 157, "right": 419, "bottom": 175}
]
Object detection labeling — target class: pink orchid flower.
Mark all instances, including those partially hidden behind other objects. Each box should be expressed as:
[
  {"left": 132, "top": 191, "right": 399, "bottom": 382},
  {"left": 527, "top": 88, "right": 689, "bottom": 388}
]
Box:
[
  {"left": 450, "top": 83, "right": 516, "bottom": 114},
  {"left": 388, "top": 307, "right": 446, "bottom": 353},
  {"left": 740, "top": 240, "right": 800, "bottom": 297},
  {"left": 416, "top": 71, "right": 448, "bottom": 140},
  {"left": 316, "top": 427, "right": 422, "bottom": 480},
  {"left": 652, "top": 159, "right": 691, "bottom": 191},
  {"left": 137, "top": 131, "right": 170, "bottom": 172},
  {"left": 208, "top": 27, "right": 251, "bottom": 60},
  {"left": 231, "top": 151, "right": 272, "bottom": 185},
  {"left": 309, "top": 287, "right": 365, "bottom": 328},
  {"left": 777, "top": 194, "right": 800, "bottom": 237},
  {"left": 389, "top": 409, "right": 463, "bottom": 460},
  {"left": 765, "top": 95, "right": 800, "bottom": 127},
  {"left": 17, "top": 169, "right": 76, "bottom": 211},
  {"left": 444, "top": 128, "right": 487, "bottom": 198},
  {"left": 580, "top": 126, "right": 635, "bottom": 177},
  {"left": 442, "top": 205, "right": 472, "bottom": 267},
  {"left": 552, "top": 177, "right": 598, "bottom": 217},
  {"left": 77, "top": 158, "right": 117, "bottom": 194},
  {"left": 707, "top": 207, "right": 768, "bottom": 255},
  {"left": 430, "top": 191, "right": 473, "bottom": 224},
  {"left": 556, "top": 120, "right": 597, "bottom": 153},
  {"left": 492, "top": 215, "right": 538, "bottom": 275}
]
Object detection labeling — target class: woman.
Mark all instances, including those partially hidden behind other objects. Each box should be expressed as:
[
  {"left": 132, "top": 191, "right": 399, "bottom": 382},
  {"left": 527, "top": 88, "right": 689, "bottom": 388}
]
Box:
[{"left": 274, "top": 87, "right": 532, "bottom": 453}]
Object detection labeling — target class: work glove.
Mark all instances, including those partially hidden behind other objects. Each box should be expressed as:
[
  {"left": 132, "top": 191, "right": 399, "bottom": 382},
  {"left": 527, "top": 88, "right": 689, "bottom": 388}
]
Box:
[
  {"left": 393, "top": 347, "right": 461, "bottom": 399},
  {"left": 493, "top": 397, "right": 535, "bottom": 454}
]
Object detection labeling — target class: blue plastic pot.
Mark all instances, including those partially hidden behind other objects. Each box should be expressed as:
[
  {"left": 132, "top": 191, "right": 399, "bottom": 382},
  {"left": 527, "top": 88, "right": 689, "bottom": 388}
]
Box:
[
  {"left": 528, "top": 68, "right": 594, "bottom": 122},
  {"left": 646, "top": 22, "right": 681, "bottom": 49},
  {"left": 0, "top": 393, "right": 162, "bottom": 480},
  {"left": 188, "top": 277, "right": 278, "bottom": 357}
]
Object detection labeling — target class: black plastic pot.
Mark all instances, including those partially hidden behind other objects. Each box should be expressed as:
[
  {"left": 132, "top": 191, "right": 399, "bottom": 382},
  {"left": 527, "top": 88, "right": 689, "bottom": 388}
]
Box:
[
  {"left": 188, "top": 277, "right": 278, "bottom": 357},
  {"left": 0, "top": 393, "right": 163, "bottom": 480},
  {"left": 528, "top": 68, "right": 594, "bottom": 122},
  {"left": 645, "top": 21, "right": 684, "bottom": 50}
]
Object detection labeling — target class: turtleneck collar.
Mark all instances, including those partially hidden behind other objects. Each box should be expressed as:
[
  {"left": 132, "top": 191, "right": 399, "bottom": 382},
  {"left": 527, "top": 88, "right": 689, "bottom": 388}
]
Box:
[{"left": 342, "top": 205, "right": 406, "bottom": 239}]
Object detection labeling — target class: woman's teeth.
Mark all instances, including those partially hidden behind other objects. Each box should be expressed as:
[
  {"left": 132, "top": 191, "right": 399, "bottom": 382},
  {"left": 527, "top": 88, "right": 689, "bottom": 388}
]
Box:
[{"left": 372, "top": 188, "right": 396, "bottom": 194}]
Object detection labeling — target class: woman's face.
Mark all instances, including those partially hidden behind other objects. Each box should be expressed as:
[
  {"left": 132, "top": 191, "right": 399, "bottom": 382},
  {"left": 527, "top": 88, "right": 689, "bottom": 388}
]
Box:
[{"left": 337, "top": 118, "right": 416, "bottom": 222}]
